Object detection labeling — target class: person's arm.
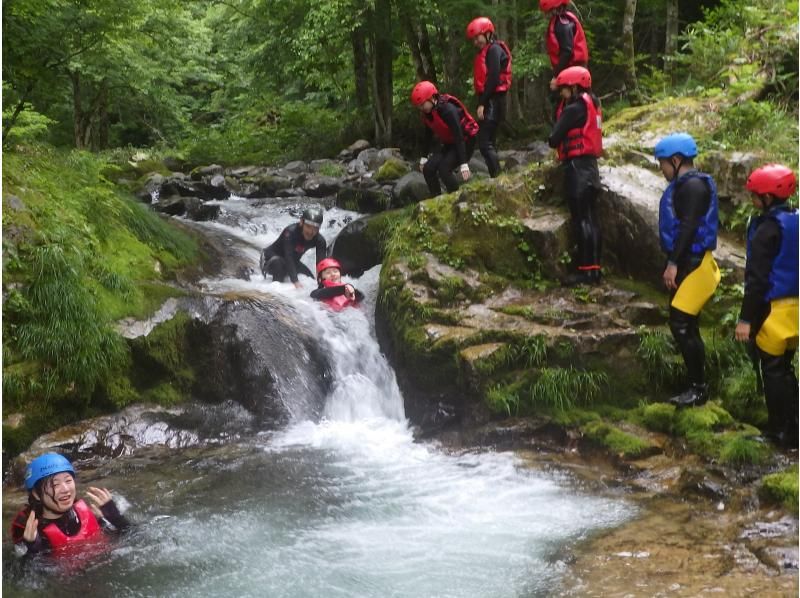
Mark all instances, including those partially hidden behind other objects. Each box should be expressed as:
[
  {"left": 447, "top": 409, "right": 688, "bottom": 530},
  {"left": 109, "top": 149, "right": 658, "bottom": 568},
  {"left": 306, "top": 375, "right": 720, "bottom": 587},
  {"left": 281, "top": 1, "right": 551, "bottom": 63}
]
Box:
[
  {"left": 669, "top": 177, "right": 711, "bottom": 264},
  {"left": 98, "top": 500, "right": 131, "bottom": 532},
  {"left": 478, "top": 44, "right": 505, "bottom": 106},
  {"left": 439, "top": 103, "right": 469, "bottom": 165},
  {"left": 740, "top": 219, "right": 781, "bottom": 324},
  {"left": 315, "top": 235, "right": 327, "bottom": 267},
  {"left": 353, "top": 288, "right": 365, "bottom": 302},
  {"left": 548, "top": 101, "right": 585, "bottom": 149},
  {"left": 553, "top": 18, "right": 575, "bottom": 75},
  {"left": 281, "top": 228, "right": 300, "bottom": 283},
  {"left": 310, "top": 285, "right": 347, "bottom": 300}
]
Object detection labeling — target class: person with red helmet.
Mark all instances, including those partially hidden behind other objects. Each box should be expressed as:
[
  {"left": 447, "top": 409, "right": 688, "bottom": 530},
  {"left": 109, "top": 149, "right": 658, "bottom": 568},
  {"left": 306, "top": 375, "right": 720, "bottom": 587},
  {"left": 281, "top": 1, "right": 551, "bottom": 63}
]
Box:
[
  {"left": 410, "top": 80, "right": 479, "bottom": 197},
  {"left": 466, "top": 16, "right": 512, "bottom": 178},
  {"left": 310, "top": 258, "right": 364, "bottom": 310},
  {"left": 539, "top": 1, "right": 589, "bottom": 90},
  {"left": 734, "top": 164, "right": 798, "bottom": 447},
  {"left": 10, "top": 453, "right": 131, "bottom": 560},
  {"left": 548, "top": 66, "right": 603, "bottom": 286}
]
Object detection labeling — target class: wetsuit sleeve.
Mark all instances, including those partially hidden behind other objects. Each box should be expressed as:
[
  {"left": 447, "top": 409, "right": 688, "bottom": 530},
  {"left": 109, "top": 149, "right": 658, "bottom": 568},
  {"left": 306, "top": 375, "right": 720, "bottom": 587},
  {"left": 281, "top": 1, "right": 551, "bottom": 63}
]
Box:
[
  {"left": 478, "top": 44, "right": 506, "bottom": 106},
  {"left": 553, "top": 17, "right": 575, "bottom": 75},
  {"left": 740, "top": 219, "right": 782, "bottom": 324},
  {"left": 548, "top": 100, "right": 586, "bottom": 148},
  {"left": 315, "top": 235, "right": 327, "bottom": 265},
  {"left": 310, "top": 285, "right": 346, "bottom": 300},
  {"left": 669, "top": 177, "right": 711, "bottom": 264},
  {"left": 99, "top": 500, "right": 131, "bottom": 532},
  {"left": 439, "top": 102, "right": 468, "bottom": 164},
  {"left": 281, "top": 228, "right": 300, "bottom": 283},
  {"left": 354, "top": 289, "right": 365, "bottom": 302},
  {"left": 424, "top": 125, "right": 435, "bottom": 156}
]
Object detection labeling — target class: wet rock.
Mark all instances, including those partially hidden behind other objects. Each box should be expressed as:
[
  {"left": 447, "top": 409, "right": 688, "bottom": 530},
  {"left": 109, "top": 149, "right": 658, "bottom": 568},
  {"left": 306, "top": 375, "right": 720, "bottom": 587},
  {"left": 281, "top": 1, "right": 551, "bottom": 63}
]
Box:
[
  {"left": 191, "top": 164, "right": 224, "bottom": 180},
  {"left": 347, "top": 158, "right": 368, "bottom": 175},
  {"left": 336, "top": 186, "right": 390, "bottom": 213},
  {"left": 238, "top": 174, "right": 294, "bottom": 198},
  {"left": 302, "top": 175, "right": 341, "bottom": 198},
  {"left": 284, "top": 160, "right": 308, "bottom": 174},
  {"left": 330, "top": 216, "right": 382, "bottom": 277},
  {"left": 678, "top": 468, "right": 729, "bottom": 501},
  {"left": 154, "top": 195, "right": 202, "bottom": 217},
  {"left": 392, "top": 172, "right": 430, "bottom": 206}
]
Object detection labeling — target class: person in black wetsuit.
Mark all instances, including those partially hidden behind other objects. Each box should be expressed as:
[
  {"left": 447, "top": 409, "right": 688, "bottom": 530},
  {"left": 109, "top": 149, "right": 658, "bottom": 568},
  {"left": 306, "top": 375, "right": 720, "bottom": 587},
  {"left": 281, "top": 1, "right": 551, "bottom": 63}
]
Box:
[
  {"left": 260, "top": 207, "right": 327, "bottom": 288},
  {"left": 10, "top": 453, "right": 131, "bottom": 559},
  {"left": 466, "top": 16, "right": 512, "bottom": 178},
  {"left": 734, "top": 164, "right": 799, "bottom": 447},
  {"left": 410, "top": 81, "right": 478, "bottom": 196},
  {"left": 654, "top": 133, "right": 721, "bottom": 408},
  {"left": 548, "top": 66, "right": 603, "bottom": 286}
]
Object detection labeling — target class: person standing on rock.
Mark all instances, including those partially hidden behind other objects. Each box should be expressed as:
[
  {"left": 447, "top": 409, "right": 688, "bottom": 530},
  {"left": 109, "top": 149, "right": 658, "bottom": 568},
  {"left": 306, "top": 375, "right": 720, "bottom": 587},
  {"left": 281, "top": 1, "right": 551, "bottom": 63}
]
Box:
[
  {"left": 654, "top": 133, "right": 721, "bottom": 408},
  {"left": 410, "top": 81, "right": 478, "bottom": 197},
  {"left": 466, "top": 16, "right": 511, "bottom": 178},
  {"left": 547, "top": 66, "right": 603, "bottom": 286},
  {"left": 734, "top": 164, "right": 798, "bottom": 447},
  {"left": 540, "top": 0, "right": 589, "bottom": 118},
  {"left": 260, "top": 207, "right": 327, "bottom": 288}
]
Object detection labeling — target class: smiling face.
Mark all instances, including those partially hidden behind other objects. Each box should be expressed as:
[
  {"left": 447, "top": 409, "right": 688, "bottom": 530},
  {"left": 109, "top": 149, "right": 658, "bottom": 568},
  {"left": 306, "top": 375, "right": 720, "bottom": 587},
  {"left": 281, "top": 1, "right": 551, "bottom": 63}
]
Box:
[
  {"left": 35, "top": 472, "right": 76, "bottom": 519},
  {"left": 319, "top": 267, "right": 341, "bottom": 283}
]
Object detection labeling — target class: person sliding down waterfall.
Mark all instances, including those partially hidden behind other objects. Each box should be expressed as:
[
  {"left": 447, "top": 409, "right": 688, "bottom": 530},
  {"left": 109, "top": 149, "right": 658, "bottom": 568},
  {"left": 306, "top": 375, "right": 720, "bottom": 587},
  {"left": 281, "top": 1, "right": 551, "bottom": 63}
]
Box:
[
  {"left": 260, "top": 207, "right": 327, "bottom": 288},
  {"left": 310, "top": 258, "right": 364, "bottom": 311},
  {"left": 655, "top": 133, "right": 721, "bottom": 408}
]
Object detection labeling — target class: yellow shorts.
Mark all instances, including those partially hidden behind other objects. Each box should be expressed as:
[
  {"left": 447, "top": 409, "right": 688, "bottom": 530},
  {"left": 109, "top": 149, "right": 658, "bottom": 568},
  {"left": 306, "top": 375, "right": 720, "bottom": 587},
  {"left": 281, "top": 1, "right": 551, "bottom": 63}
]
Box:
[
  {"left": 756, "top": 297, "right": 799, "bottom": 356},
  {"left": 671, "top": 251, "right": 721, "bottom": 316}
]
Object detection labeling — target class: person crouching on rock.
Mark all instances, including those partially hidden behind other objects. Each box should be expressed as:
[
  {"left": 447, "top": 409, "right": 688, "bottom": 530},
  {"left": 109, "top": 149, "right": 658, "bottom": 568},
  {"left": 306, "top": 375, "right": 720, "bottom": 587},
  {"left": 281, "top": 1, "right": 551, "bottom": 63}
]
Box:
[
  {"left": 548, "top": 66, "right": 603, "bottom": 286},
  {"left": 10, "top": 453, "right": 131, "bottom": 561},
  {"left": 310, "top": 258, "right": 364, "bottom": 311},
  {"left": 260, "top": 207, "right": 327, "bottom": 288},
  {"left": 734, "top": 164, "right": 799, "bottom": 447},
  {"left": 410, "top": 81, "right": 478, "bottom": 197}
]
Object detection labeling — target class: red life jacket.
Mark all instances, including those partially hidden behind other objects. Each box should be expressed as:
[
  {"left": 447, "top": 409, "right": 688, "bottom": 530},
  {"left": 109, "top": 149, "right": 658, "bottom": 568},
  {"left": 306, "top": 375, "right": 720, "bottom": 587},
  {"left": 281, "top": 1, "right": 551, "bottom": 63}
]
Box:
[
  {"left": 555, "top": 93, "right": 603, "bottom": 161},
  {"left": 422, "top": 95, "right": 479, "bottom": 144},
  {"left": 546, "top": 11, "right": 589, "bottom": 69},
  {"left": 40, "top": 499, "right": 102, "bottom": 551},
  {"left": 473, "top": 40, "right": 512, "bottom": 95},
  {"left": 320, "top": 280, "right": 358, "bottom": 311}
]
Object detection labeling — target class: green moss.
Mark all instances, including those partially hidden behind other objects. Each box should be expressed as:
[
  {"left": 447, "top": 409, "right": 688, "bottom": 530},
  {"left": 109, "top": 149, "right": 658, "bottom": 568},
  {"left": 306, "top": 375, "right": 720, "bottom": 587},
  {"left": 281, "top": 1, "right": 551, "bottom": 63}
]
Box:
[
  {"left": 582, "top": 420, "right": 652, "bottom": 458},
  {"left": 318, "top": 163, "right": 346, "bottom": 178},
  {"left": 375, "top": 158, "right": 409, "bottom": 182},
  {"left": 674, "top": 402, "right": 734, "bottom": 437},
  {"left": 719, "top": 433, "right": 770, "bottom": 466},
  {"left": 551, "top": 408, "right": 601, "bottom": 427},
  {"left": 641, "top": 403, "right": 676, "bottom": 433},
  {"left": 486, "top": 383, "right": 521, "bottom": 416},
  {"left": 760, "top": 467, "right": 799, "bottom": 512},
  {"left": 143, "top": 382, "right": 183, "bottom": 406}
]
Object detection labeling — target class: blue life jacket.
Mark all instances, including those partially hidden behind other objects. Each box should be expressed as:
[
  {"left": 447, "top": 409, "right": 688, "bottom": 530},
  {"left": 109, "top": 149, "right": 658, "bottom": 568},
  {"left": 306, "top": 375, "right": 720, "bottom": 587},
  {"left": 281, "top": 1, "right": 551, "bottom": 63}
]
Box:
[
  {"left": 658, "top": 171, "right": 718, "bottom": 255},
  {"left": 746, "top": 205, "right": 799, "bottom": 301}
]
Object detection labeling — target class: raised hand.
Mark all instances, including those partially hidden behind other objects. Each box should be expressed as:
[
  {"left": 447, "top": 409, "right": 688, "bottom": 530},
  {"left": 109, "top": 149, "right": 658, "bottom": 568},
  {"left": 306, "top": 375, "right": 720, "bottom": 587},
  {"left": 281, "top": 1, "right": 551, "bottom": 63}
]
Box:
[
  {"left": 86, "top": 487, "right": 113, "bottom": 509},
  {"left": 23, "top": 510, "right": 39, "bottom": 543}
]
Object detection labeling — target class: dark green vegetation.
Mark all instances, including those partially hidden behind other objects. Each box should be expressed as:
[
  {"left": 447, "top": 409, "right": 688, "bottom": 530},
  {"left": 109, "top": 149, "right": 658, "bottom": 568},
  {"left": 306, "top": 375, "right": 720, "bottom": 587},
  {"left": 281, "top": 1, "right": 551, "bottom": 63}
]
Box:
[{"left": 2, "top": 147, "right": 199, "bottom": 456}]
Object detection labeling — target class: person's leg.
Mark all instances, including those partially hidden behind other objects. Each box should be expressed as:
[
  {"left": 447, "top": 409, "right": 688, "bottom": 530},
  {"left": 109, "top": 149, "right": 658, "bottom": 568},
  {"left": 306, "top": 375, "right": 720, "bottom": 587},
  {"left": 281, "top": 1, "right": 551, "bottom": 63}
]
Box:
[
  {"left": 423, "top": 152, "right": 445, "bottom": 196},
  {"left": 437, "top": 145, "right": 462, "bottom": 193},
  {"left": 478, "top": 96, "right": 504, "bottom": 177},
  {"left": 578, "top": 186, "right": 602, "bottom": 281},
  {"left": 265, "top": 256, "right": 288, "bottom": 281},
  {"left": 759, "top": 346, "right": 798, "bottom": 446},
  {"left": 668, "top": 305, "right": 707, "bottom": 406}
]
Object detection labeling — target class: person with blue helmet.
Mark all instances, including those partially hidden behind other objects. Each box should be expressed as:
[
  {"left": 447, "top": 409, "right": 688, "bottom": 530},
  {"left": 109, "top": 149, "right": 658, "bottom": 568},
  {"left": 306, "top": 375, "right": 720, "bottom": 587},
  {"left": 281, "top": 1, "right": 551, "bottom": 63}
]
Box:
[
  {"left": 654, "top": 132, "right": 721, "bottom": 407},
  {"left": 734, "top": 164, "right": 799, "bottom": 447},
  {"left": 10, "top": 452, "right": 130, "bottom": 558}
]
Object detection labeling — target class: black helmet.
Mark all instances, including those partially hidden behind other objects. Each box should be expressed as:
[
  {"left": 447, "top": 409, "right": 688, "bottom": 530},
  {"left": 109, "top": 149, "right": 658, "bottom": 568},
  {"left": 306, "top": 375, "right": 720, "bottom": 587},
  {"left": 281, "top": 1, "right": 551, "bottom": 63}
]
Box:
[{"left": 301, "top": 207, "right": 323, "bottom": 228}]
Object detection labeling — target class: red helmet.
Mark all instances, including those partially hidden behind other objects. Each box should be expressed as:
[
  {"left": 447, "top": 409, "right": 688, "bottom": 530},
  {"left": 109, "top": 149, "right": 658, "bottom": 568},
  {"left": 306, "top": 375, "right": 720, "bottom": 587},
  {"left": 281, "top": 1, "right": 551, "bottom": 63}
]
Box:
[
  {"left": 746, "top": 164, "right": 797, "bottom": 199},
  {"left": 555, "top": 66, "right": 591, "bottom": 88},
  {"left": 539, "top": 0, "right": 569, "bottom": 11},
  {"left": 466, "top": 17, "right": 494, "bottom": 40},
  {"left": 410, "top": 81, "right": 438, "bottom": 106},
  {"left": 316, "top": 258, "right": 342, "bottom": 276}
]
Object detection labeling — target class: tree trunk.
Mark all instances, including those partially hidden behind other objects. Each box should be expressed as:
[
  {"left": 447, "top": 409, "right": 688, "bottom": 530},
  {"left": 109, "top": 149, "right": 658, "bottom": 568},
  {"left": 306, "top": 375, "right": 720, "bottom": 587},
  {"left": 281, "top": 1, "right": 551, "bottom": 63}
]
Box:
[
  {"left": 70, "top": 70, "right": 87, "bottom": 149},
  {"left": 664, "top": 0, "right": 679, "bottom": 81},
  {"left": 2, "top": 81, "right": 35, "bottom": 145},
  {"left": 92, "top": 79, "right": 109, "bottom": 150},
  {"left": 351, "top": 25, "right": 370, "bottom": 107},
  {"left": 622, "top": 0, "right": 640, "bottom": 102},
  {"left": 370, "top": 0, "right": 393, "bottom": 145},
  {"left": 437, "top": 26, "right": 462, "bottom": 94}
]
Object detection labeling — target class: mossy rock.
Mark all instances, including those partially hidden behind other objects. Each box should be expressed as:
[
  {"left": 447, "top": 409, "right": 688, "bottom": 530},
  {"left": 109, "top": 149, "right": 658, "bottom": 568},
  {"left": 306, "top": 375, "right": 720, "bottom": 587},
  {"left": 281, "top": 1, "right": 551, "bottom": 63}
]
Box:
[
  {"left": 759, "top": 466, "right": 799, "bottom": 512},
  {"left": 641, "top": 403, "right": 676, "bottom": 434},
  {"left": 674, "top": 402, "right": 735, "bottom": 437},
  {"left": 582, "top": 420, "right": 654, "bottom": 459},
  {"left": 375, "top": 158, "right": 410, "bottom": 182},
  {"left": 718, "top": 432, "right": 770, "bottom": 466}
]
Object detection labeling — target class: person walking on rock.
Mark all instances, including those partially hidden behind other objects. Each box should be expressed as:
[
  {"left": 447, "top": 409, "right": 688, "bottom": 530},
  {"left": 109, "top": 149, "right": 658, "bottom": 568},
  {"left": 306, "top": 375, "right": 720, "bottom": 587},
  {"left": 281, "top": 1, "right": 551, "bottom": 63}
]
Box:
[
  {"left": 540, "top": 0, "right": 589, "bottom": 117},
  {"left": 548, "top": 66, "right": 603, "bottom": 286},
  {"left": 466, "top": 16, "right": 512, "bottom": 178},
  {"left": 654, "top": 133, "right": 721, "bottom": 408},
  {"left": 411, "top": 81, "right": 478, "bottom": 197},
  {"left": 734, "top": 164, "right": 798, "bottom": 447}
]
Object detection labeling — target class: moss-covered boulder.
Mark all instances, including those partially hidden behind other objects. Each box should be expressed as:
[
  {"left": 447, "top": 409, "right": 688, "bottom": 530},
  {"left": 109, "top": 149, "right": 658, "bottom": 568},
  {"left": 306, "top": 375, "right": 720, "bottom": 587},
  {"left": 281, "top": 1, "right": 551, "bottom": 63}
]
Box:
[{"left": 375, "top": 158, "right": 410, "bottom": 182}]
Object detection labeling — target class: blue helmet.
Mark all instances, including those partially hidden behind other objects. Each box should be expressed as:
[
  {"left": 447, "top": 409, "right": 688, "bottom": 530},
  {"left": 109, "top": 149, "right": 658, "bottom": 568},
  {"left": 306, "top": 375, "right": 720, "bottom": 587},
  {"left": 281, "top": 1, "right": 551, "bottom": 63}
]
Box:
[
  {"left": 654, "top": 133, "right": 698, "bottom": 160},
  {"left": 25, "top": 453, "right": 75, "bottom": 491}
]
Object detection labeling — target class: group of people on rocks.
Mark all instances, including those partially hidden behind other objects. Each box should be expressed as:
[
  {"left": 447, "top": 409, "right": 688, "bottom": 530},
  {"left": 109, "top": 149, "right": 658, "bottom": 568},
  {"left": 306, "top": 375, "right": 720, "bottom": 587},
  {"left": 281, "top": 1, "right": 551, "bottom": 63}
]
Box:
[{"left": 9, "top": 0, "right": 797, "bottom": 570}]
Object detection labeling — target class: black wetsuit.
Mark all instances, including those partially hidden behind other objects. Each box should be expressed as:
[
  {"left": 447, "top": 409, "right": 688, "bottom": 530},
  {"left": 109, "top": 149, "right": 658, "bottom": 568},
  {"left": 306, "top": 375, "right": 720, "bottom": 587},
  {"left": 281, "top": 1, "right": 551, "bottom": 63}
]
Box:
[
  {"left": 740, "top": 207, "right": 798, "bottom": 441},
  {"left": 423, "top": 102, "right": 476, "bottom": 195},
  {"left": 548, "top": 94, "right": 602, "bottom": 277},
  {"left": 548, "top": 16, "right": 581, "bottom": 118},
  {"left": 310, "top": 285, "right": 365, "bottom": 302},
  {"left": 261, "top": 223, "right": 327, "bottom": 283},
  {"left": 665, "top": 172, "right": 713, "bottom": 388},
  {"left": 476, "top": 42, "right": 509, "bottom": 177},
  {"left": 12, "top": 501, "right": 130, "bottom": 556}
]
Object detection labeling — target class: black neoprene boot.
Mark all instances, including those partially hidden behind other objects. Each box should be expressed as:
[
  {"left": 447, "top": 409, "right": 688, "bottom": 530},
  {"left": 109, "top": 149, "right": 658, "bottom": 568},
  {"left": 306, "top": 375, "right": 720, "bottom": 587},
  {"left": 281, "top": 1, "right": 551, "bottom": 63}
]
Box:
[{"left": 669, "top": 383, "right": 708, "bottom": 408}]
